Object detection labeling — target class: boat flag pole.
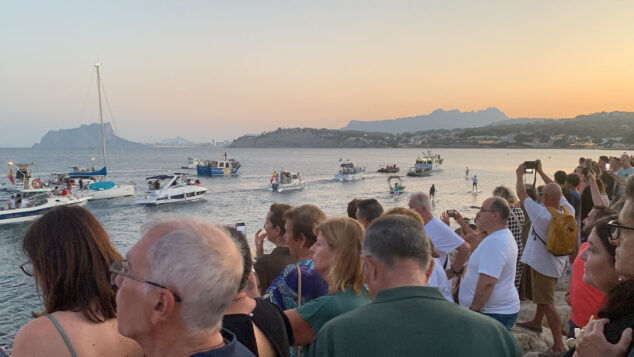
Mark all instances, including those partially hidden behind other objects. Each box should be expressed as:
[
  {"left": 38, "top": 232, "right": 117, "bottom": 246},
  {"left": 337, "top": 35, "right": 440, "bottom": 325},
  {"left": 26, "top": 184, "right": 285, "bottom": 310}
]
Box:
[{"left": 95, "top": 63, "right": 107, "bottom": 179}]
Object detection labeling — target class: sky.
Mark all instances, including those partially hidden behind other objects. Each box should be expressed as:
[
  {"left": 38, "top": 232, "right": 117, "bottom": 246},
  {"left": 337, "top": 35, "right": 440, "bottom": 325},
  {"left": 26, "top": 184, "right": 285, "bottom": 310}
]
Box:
[{"left": 2, "top": 1, "right": 634, "bottom": 147}]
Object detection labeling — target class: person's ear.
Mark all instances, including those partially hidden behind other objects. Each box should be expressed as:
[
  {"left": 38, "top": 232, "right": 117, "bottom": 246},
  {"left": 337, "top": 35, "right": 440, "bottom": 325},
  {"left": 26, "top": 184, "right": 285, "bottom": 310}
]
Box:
[
  {"left": 297, "top": 233, "right": 309, "bottom": 249},
  {"left": 150, "top": 289, "right": 177, "bottom": 325},
  {"left": 425, "top": 259, "right": 435, "bottom": 280}
]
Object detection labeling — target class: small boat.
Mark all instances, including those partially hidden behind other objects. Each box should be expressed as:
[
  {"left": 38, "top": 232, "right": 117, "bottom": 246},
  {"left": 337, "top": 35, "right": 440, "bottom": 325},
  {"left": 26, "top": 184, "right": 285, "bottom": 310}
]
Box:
[
  {"left": 334, "top": 160, "right": 365, "bottom": 181},
  {"left": 268, "top": 171, "right": 304, "bottom": 192},
  {"left": 388, "top": 175, "right": 406, "bottom": 195},
  {"left": 377, "top": 164, "right": 400, "bottom": 173},
  {"left": 0, "top": 191, "right": 89, "bottom": 225},
  {"left": 136, "top": 173, "right": 208, "bottom": 205},
  {"left": 2, "top": 162, "right": 43, "bottom": 192},
  {"left": 197, "top": 153, "right": 241, "bottom": 176},
  {"left": 406, "top": 151, "right": 443, "bottom": 177},
  {"left": 182, "top": 157, "right": 201, "bottom": 169}
]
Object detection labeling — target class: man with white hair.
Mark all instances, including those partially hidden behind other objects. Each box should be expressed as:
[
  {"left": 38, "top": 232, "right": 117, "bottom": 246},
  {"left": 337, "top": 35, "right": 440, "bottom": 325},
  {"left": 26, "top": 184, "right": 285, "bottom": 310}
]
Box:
[
  {"left": 307, "top": 215, "right": 521, "bottom": 356},
  {"left": 408, "top": 192, "right": 471, "bottom": 277},
  {"left": 112, "top": 218, "right": 255, "bottom": 357}
]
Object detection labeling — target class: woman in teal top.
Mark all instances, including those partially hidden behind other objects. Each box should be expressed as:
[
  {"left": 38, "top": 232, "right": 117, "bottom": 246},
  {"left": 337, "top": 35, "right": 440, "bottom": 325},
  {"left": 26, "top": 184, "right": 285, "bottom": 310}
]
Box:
[{"left": 284, "top": 217, "right": 370, "bottom": 354}]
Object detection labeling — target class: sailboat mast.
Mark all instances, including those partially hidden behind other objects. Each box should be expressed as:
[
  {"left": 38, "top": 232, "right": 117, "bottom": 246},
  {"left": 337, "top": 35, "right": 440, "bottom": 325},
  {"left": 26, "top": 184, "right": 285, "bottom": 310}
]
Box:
[{"left": 95, "top": 63, "right": 107, "bottom": 178}]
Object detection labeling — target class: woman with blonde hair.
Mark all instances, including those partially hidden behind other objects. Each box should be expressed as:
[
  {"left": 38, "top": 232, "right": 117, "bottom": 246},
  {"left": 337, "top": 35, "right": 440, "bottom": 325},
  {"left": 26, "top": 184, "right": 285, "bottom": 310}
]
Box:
[{"left": 284, "top": 217, "right": 370, "bottom": 354}]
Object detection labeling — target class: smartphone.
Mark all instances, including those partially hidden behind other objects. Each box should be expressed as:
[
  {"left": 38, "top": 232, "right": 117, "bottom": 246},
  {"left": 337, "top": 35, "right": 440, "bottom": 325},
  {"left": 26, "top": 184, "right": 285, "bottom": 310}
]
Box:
[
  {"left": 523, "top": 161, "right": 537, "bottom": 172},
  {"left": 235, "top": 222, "right": 246, "bottom": 238},
  {"left": 606, "top": 163, "right": 611, "bottom": 171},
  {"left": 446, "top": 209, "right": 456, "bottom": 218}
]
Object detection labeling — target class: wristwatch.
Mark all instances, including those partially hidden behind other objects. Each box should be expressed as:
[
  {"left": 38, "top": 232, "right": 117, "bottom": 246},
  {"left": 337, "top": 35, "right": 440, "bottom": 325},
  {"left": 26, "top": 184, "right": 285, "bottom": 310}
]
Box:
[{"left": 450, "top": 265, "right": 465, "bottom": 276}]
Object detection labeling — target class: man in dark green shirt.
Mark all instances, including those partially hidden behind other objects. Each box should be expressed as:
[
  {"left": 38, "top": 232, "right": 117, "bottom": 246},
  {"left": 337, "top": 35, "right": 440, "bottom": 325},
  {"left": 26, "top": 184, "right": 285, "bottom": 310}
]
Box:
[{"left": 307, "top": 215, "right": 522, "bottom": 357}]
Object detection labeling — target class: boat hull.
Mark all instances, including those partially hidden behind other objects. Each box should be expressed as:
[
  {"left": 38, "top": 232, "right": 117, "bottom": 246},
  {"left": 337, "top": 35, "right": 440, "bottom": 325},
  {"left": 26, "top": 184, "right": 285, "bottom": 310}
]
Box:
[
  {"left": 268, "top": 182, "right": 304, "bottom": 192},
  {"left": 0, "top": 196, "right": 88, "bottom": 225},
  {"left": 334, "top": 172, "right": 364, "bottom": 181},
  {"left": 79, "top": 184, "right": 135, "bottom": 200},
  {"left": 196, "top": 166, "right": 240, "bottom": 177},
  {"left": 136, "top": 187, "right": 208, "bottom": 205}
]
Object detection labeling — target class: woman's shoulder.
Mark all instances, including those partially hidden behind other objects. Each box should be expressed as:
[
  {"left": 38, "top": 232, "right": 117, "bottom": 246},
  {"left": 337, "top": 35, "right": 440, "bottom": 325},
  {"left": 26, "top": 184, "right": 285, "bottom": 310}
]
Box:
[{"left": 13, "top": 314, "right": 75, "bottom": 356}]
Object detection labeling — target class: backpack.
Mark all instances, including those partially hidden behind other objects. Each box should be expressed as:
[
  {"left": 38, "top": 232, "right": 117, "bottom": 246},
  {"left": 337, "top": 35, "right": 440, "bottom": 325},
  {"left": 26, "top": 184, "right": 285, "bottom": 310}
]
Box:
[{"left": 533, "top": 206, "right": 578, "bottom": 256}]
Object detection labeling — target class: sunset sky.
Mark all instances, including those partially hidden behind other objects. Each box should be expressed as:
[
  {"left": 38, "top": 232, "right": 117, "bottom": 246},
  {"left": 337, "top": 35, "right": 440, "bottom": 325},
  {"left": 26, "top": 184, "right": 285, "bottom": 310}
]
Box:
[{"left": 2, "top": 1, "right": 634, "bottom": 147}]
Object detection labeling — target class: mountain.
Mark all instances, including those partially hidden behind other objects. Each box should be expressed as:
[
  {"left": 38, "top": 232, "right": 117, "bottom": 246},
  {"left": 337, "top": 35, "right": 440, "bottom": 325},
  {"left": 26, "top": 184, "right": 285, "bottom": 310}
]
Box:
[
  {"left": 229, "top": 128, "right": 400, "bottom": 148},
  {"left": 32, "top": 123, "right": 145, "bottom": 149},
  {"left": 342, "top": 107, "right": 514, "bottom": 133},
  {"left": 159, "top": 136, "right": 195, "bottom": 146}
]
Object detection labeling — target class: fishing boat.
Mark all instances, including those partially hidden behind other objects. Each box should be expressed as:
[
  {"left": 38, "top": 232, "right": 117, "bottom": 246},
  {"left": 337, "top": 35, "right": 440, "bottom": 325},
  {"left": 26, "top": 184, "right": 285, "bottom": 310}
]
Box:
[
  {"left": 406, "top": 151, "right": 443, "bottom": 177},
  {"left": 377, "top": 164, "right": 400, "bottom": 173},
  {"left": 197, "top": 153, "right": 241, "bottom": 176},
  {"left": 70, "top": 64, "right": 135, "bottom": 200},
  {"left": 334, "top": 160, "right": 364, "bottom": 181},
  {"left": 268, "top": 171, "right": 304, "bottom": 192},
  {"left": 136, "top": 173, "right": 208, "bottom": 205},
  {"left": 0, "top": 192, "right": 89, "bottom": 225},
  {"left": 181, "top": 157, "right": 201, "bottom": 169},
  {"left": 388, "top": 175, "right": 406, "bottom": 195},
  {"left": 1, "top": 162, "right": 41, "bottom": 192}
]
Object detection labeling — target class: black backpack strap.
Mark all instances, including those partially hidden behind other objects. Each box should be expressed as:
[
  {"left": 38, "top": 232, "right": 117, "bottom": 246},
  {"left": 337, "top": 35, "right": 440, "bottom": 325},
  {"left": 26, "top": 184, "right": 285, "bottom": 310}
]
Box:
[{"left": 532, "top": 226, "right": 547, "bottom": 245}]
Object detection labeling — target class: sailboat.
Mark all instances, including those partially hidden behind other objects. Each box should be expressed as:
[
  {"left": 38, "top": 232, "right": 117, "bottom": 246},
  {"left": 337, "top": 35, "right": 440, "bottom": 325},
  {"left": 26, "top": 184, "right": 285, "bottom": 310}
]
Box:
[{"left": 71, "top": 63, "right": 135, "bottom": 200}]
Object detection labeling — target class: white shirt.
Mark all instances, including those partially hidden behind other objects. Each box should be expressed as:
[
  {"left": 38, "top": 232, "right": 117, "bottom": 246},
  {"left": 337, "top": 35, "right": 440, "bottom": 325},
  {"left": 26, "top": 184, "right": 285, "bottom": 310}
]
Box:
[
  {"left": 424, "top": 217, "right": 466, "bottom": 269},
  {"left": 9, "top": 198, "right": 16, "bottom": 209},
  {"left": 428, "top": 257, "right": 455, "bottom": 302},
  {"left": 459, "top": 228, "right": 520, "bottom": 314},
  {"left": 520, "top": 196, "right": 574, "bottom": 278}
]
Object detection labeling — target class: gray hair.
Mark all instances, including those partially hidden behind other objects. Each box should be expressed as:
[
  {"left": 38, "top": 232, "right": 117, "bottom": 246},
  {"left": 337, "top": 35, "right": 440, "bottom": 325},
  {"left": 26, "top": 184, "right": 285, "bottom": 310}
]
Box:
[
  {"left": 409, "top": 192, "right": 431, "bottom": 210},
  {"left": 363, "top": 215, "right": 431, "bottom": 271},
  {"left": 492, "top": 186, "right": 518, "bottom": 204},
  {"left": 144, "top": 218, "right": 242, "bottom": 331}
]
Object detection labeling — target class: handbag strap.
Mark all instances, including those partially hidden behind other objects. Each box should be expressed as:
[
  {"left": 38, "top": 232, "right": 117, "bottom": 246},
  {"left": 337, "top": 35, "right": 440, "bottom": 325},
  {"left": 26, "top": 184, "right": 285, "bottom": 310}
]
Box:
[{"left": 296, "top": 264, "right": 302, "bottom": 307}]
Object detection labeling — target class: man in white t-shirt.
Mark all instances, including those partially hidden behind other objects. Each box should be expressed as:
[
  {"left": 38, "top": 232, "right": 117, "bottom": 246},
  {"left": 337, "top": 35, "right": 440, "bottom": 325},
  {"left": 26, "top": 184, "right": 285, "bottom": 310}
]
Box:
[
  {"left": 409, "top": 192, "right": 471, "bottom": 278},
  {"left": 459, "top": 197, "right": 519, "bottom": 330},
  {"left": 515, "top": 163, "right": 574, "bottom": 353}
]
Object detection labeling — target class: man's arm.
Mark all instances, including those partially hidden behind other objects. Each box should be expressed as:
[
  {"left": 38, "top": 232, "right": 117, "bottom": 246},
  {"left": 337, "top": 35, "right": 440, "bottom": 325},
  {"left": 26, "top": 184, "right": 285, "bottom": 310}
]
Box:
[
  {"left": 516, "top": 164, "right": 529, "bottom": 203},
  {"left": 536, "top": 159, "right": 553, "bottom": 184},
  {"left": 469, "top": 273, "right": 498, "bottom": 312},
  {"left": 452, "top": 242, "right": 471, "bottom": 273}
]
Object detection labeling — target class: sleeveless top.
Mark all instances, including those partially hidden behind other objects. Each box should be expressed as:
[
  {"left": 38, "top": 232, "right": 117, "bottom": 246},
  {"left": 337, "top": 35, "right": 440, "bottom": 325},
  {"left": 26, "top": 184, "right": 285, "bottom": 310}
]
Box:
[
  {"left": 223, "top": 298, "right": 293, "bottom": 357},
  {"left": 46, "top": 314, "right": 78, "bottom": 357}
]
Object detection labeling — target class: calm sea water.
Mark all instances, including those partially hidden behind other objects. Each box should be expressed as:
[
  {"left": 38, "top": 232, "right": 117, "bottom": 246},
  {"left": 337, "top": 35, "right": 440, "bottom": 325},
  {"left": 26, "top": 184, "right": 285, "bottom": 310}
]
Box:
[{"left": 0, "top": 146, "right": 624, "bottom": 350}]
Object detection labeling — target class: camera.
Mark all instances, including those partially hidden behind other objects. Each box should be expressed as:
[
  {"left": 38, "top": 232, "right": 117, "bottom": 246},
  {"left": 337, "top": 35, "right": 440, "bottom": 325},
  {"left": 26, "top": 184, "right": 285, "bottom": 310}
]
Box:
[
  {"left": 446, "top": 209, "right": 456, "bottom": 218},
  {"left": 235, "top": 222, "right": 246, "bottom": 238},
  {"left": 524, "top": 161, "right": 537, "bottom": 173}
]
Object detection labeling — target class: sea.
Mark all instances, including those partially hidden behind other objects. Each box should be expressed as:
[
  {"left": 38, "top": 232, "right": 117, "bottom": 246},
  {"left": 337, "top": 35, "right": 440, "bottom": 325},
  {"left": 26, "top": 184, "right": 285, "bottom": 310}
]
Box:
[{"left": 0, "top": 146, "right": 625, "bottom": 351}]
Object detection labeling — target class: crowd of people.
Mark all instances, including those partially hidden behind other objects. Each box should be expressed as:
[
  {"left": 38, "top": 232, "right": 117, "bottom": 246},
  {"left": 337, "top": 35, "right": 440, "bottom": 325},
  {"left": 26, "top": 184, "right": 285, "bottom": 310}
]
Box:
[{"left": 7, "top": 154, "right": 634, "bottom": 357}]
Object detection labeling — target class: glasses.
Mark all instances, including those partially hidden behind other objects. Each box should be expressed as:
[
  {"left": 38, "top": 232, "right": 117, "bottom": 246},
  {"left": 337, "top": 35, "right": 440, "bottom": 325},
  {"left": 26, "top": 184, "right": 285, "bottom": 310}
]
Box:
[
  {"left": 20, "top": 260, "right": 33, "bottom": 276},
  {"left": 607, "top": 220, "right": 634, "bottom": 242},
  {"left": 109, "top": 260, "right": 182, "bottom": 302}
]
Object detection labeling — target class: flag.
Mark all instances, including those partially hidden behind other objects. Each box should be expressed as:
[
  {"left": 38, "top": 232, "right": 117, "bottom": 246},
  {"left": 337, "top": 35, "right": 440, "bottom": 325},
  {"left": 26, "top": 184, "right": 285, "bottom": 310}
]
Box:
[{"left": 7, "top": 168, "right": 14, "bottom": 184}]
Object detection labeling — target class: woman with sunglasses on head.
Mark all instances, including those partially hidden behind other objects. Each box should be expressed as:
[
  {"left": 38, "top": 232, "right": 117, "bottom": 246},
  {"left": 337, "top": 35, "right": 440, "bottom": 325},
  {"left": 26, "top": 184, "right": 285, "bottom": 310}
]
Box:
[
  {"left": 12, "top": 206, "right": 143, "bottom": 357},
  {"left": 565, "top": 216, "right": 634, "bottom": 356}
]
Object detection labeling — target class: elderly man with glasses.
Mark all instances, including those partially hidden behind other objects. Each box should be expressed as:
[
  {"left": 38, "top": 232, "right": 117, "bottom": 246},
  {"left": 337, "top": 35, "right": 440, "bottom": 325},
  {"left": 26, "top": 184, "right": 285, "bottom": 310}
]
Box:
[
  {"left": 574, "top": 176, "right": 634, "bottom": 357},
  {"left": 111, "top": 218, "right": 255, "bottom": 357},
  {"left": 458, "top": 197, "right": 520, "bottom": 330},
  {"left": 514, "top": 162, "right": 575, "bottom": 354}
]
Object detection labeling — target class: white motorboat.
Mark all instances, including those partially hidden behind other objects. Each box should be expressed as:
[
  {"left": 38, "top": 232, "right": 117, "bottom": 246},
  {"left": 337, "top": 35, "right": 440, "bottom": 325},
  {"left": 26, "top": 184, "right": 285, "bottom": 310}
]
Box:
[
  {"left": 1, "top": 163, "right": 48, "bottom": 192},
  {"left": 334, "top": 160, "right": 365, "bottom": 181},
  {"left": 268, "top": 171, "right": 304, "bottom": 192},
  {"left": 136, "top": 173, "right": 208, "bottom": 205},
  {"left": 181, "top": 157, "right": 201, "bottom": 169},
  {"left": 0, "top": 191, "right": 89, "bottom": 225},
  {"left": 68, "top": 64, "right": 135, "bottom": 200}
]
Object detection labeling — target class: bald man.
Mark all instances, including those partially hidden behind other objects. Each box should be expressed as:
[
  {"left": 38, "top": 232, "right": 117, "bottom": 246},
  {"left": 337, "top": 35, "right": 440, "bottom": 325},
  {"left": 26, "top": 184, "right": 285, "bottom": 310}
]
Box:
[{"left": 515, "top": 163, "right": 575, "bottom": 353}]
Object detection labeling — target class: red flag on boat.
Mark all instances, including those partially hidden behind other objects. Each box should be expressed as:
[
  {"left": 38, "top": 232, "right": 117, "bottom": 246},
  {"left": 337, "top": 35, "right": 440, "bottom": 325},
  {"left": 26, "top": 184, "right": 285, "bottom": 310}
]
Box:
[{"left": 7, "top": 168, "right": 14, "bottom": 184}]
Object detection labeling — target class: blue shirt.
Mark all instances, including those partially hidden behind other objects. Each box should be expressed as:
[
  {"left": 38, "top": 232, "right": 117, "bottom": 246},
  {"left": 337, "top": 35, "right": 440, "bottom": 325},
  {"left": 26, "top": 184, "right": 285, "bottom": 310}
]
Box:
[{"left": 190, "top": 329, "right": 254, "bottom": 357}]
